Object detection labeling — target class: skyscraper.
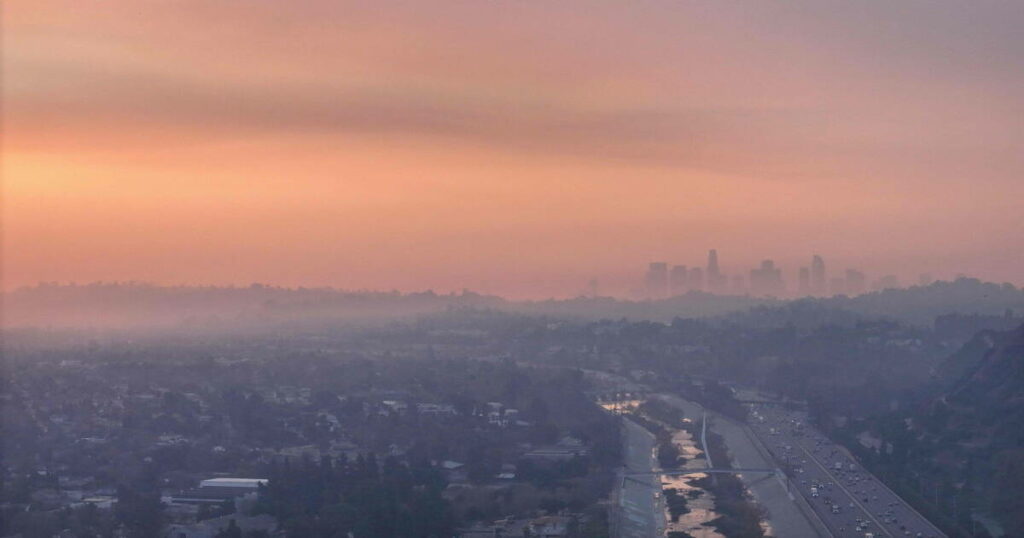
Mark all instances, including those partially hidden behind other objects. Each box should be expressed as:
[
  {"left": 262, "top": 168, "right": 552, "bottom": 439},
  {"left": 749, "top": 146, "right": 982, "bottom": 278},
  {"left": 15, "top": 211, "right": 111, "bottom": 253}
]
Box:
[
  {"left": 798, "top": 267, "right": 811, "bottom": 295},
  {"left": 644, "top": 262, "right": 669, "bottom": 299},
  {"left": 670, "top": 265, "right": 688, "bottom": 296},
  {"left": 872, "top": 274, "right": 901, "bottom": 291},
  {"left": 811, "top": 255, "right": 826, "bottom": 295},
  {"left": 845, "top": 269, "right": 866, "bottom": 296},
  {"left": 750, "top": 260, "right": 785, "bottom": 296},
  {"left": 688, "top": 267, "right": 704, "bottom": 292},
  {"left": 707, "top": 249, "right": 728, "bottom": 293}
]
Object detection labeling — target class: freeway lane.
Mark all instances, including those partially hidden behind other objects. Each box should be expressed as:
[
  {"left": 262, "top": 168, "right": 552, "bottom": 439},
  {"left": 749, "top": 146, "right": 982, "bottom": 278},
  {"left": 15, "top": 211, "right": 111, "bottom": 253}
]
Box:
[
  {"left": 749, "top": 403, "right": 945, "bottom": 538},
  {"left": 794, "top": 440, "right": 890, "bottom": 536},
  {"left": 658, "top": 395, "right": 831, "bottom": 537}
]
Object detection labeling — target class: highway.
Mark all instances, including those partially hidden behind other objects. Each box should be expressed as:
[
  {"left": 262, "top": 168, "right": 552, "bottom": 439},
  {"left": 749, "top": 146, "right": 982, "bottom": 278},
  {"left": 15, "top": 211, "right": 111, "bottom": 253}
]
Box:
[
  {"left": 658, "top": 395, "right": 831, "bottom": 537},
  {"left": 748, "top": 403, "right": 946, "bottom": 538}
]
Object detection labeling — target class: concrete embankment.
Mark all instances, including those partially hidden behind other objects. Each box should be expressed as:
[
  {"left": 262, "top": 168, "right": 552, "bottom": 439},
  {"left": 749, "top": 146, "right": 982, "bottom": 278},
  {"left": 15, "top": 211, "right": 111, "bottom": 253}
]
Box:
[{"left": 657, "top": 395, "right": 832, "bottom": 538}]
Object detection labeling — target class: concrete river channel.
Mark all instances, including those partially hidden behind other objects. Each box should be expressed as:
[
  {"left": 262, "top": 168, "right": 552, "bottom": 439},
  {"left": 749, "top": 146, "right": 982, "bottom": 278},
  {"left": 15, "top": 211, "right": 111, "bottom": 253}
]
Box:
[{"left": 606, "top": 395, "right": 830, "bottom": 538}]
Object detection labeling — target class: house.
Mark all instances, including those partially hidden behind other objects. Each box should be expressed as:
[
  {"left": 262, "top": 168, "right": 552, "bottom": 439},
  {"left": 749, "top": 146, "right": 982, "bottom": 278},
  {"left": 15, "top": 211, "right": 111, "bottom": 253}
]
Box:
[
  {"left": 522, "top": 446, "right": 588, "bottom": 461},
  {"left": 76, "top": 495, "right": 116, "bottom": 509},
  {"left": 440, "top": 460, "right": 468, "bottom": 482},
  {"left": 199, "top": 478, "right": 266, "bottom": 491},
  {"left": 381, "top": 400, "right": 408, "bottom": 415},
  {"left": 168, "top": 478, "right": 267, "bottom": 507},
  {"left": 416, "top": 403, "right": 456, "bottom": 416}
]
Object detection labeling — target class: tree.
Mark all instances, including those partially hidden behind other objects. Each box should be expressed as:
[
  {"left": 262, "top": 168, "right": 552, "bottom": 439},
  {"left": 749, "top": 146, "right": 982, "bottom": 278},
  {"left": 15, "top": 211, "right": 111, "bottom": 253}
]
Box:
[
  {"left": 215, "top": 518, "right": 243, "bottom": 538},
  {"left": 115, "top": 484, "right": 163, "bottom": 538}
]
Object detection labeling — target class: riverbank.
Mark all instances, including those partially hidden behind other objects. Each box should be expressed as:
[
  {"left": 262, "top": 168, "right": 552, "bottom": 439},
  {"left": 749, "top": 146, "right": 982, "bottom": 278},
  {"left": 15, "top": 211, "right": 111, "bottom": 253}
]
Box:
[{"left": 657, "top": 395, "right": 831, "bottom": 537}]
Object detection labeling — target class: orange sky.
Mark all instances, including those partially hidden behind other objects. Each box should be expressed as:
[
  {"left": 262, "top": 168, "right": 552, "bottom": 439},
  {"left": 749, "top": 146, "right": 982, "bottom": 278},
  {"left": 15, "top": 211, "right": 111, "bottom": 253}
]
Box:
[{"left": 4, "top": 1, "right": 1023, "bottom": 298}]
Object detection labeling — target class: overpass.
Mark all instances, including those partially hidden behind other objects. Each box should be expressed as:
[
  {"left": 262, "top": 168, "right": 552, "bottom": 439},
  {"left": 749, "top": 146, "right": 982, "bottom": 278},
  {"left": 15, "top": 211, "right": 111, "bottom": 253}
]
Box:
[
  {"left": 626, "top": 467, "right": 778, "bottom": 477},
  {"left": 589, "top": 390, "right": 653, "bottom": 401},
  {"left": 621, "top": 466, "right": 788, "bottom": 492}
]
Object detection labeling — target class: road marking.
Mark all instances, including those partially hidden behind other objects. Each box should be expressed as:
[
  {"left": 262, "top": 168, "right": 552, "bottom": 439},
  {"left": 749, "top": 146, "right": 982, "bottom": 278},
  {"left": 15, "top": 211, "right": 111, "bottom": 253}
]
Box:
[
  {"left": 830, "top": 443, "right": 946, "bottom": 537},
  {"left": 794, "top": 440, "right": 891, "bottom": 537}
]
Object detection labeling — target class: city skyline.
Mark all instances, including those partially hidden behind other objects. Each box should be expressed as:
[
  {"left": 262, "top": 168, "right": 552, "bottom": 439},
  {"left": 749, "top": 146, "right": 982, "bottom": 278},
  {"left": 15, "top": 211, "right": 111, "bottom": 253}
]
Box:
[
  {"left": 640, "top": 250, "right": 964, "bottom": 300},
  {"left": 4, "top": 248, "right": 1009, "bottom": 301},
  {"left": 4, "top": 4, "right": 1024, "bottom": 538},
  {"left": 5, "top": 1, "right": 1024, "bottom": 299}
]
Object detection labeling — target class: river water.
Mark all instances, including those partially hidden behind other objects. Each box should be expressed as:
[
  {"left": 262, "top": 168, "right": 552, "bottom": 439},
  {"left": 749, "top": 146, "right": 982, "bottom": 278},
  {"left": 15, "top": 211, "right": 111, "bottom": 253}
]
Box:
[
  {"left": 602, "top": 399, "right": 729, "bottom": 537},
  {"left": 661, "top": 422, "right": 725, "bottom": 538}
]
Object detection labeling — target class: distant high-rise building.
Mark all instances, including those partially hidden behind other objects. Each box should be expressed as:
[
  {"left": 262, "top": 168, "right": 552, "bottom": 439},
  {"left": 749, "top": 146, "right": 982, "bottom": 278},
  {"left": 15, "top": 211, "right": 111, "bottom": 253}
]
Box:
[
  {"left": 872, "top": 274, "right": 901, "bottom": 291},
  {"left": 670, "top": 265, "right": 688, "bottom": 296},
  {"left": 919, "top": 273, "right": 934, "bottom": 286},
  {"left": 731, "top": 275, "right": 746, "bottom": 295},
  {"left": 645, "top": 262, "right": 669, "bottom": 299},
  {"left": 708, "top": 249, "right": 720, "bottom": 276},
  {"left": 707, "top": 249, "right": 728, "bottom": 293},
  {"left": 750, "top": 260, "right": 785, "bottom": 296},
  {"left": 587, "top": 279, "right": 599, "bottom": 297},
  {"left": 798, "top": 267, "right": 811, "bottom": 295},
  {"left": 845, "top": 269, "right": 866, "bottom": 296},
  {"left": 688, "top": 267, "right": 705, "bottom": 292},
  {"left": 811, "top": 255, "right": 826, "bottom": 295}
]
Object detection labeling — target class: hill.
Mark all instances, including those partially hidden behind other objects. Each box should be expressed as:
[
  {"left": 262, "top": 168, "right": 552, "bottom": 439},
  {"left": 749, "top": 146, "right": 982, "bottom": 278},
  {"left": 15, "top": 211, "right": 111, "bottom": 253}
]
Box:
[
  {"left": 891, "top": 324, "right": 1024, "bottom": 536},
  {"left": 3, "top": 278, "right": 1021, "bottom": 330}
]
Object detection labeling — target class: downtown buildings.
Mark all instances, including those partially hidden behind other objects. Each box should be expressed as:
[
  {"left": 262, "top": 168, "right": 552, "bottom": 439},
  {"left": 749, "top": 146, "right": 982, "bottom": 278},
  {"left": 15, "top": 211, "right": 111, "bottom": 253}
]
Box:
[{"left": 643, "top": 251, "right": 882, "bottom": 299}]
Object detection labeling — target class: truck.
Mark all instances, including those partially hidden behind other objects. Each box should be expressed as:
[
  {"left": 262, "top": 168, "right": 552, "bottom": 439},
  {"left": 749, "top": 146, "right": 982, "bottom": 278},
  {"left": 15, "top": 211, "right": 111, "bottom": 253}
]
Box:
[{"left": 834, "top": 462, "right": 843, "bottom": 471}]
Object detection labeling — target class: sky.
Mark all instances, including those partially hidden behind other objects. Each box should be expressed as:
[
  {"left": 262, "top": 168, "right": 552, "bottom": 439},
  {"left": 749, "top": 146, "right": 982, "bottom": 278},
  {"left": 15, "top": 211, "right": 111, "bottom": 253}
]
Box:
[{"left": 4, "top": 1, "right": 1023, "bottom": 298}]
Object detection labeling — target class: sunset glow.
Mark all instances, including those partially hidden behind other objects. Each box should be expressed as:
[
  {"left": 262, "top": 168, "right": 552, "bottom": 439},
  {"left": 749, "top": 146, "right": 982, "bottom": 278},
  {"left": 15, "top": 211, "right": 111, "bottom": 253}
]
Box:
[{"left": 5, "top": 1, "right": 1023, "bottom": 297}]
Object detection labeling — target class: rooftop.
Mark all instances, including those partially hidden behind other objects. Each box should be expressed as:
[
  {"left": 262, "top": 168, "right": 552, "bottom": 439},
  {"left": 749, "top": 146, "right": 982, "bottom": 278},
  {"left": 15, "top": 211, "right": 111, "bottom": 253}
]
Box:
[{"left": 199, "top": 478, "right": 267, "bottom": 489}]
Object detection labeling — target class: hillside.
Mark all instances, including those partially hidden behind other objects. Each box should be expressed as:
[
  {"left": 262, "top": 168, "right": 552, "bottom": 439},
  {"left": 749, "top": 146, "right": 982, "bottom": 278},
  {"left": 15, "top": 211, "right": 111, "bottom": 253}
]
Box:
[
  {"left": 905, "top": 324, "right": 1024, "bottom": 536},
  {"left": 3, "top": 278, "right": 1021, "bottom": 330}
]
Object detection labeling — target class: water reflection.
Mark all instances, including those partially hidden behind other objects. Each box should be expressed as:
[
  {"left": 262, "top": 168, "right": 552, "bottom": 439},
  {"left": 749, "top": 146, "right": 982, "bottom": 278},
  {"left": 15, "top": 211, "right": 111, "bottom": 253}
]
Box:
[
  {"left": 599, "top": 399, "right": 643, "bottom": 412},
  {"left": 661, "top": 425, "right": 725, "bottom": 538}
]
